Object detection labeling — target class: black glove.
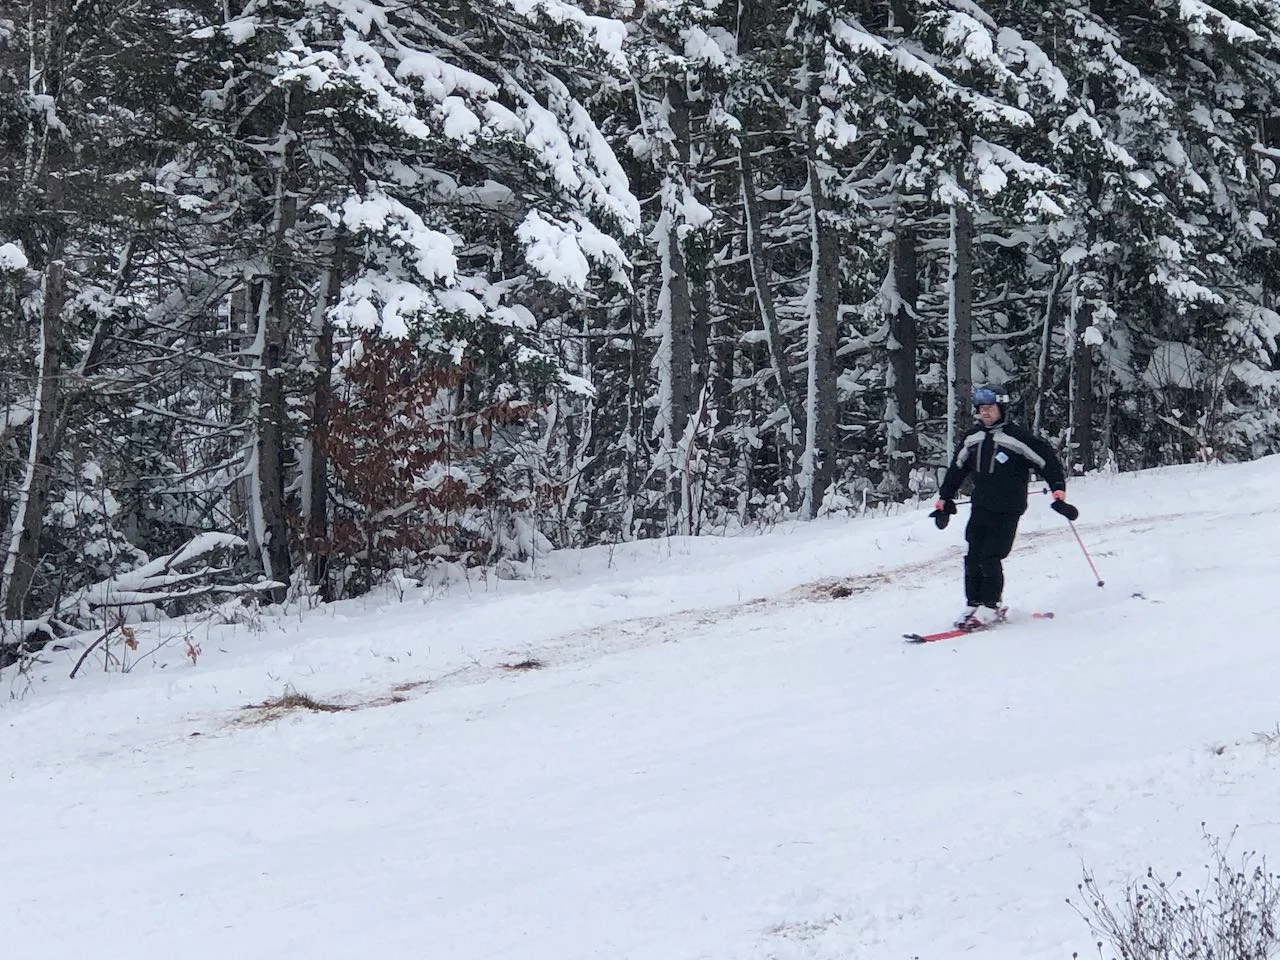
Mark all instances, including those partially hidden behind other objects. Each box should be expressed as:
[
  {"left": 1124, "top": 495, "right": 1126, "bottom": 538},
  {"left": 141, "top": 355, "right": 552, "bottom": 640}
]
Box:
[
  {"left": 1050, "top": 499, "right": 1079, "bottom": 522},
  {"left": 929, "top": 499, "right": 957, "bottom": 529}
]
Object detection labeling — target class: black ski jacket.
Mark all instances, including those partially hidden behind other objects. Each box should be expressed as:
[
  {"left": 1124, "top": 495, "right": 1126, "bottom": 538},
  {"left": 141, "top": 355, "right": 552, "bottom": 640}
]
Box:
[{"left": 938, "top": 420, "right": 1066, "bottom": 515}]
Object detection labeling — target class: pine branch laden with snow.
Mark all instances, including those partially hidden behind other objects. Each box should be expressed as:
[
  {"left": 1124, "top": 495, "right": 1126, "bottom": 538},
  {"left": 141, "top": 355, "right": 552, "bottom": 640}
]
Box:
[{"left": 179, "top": 0, "right": 638, "bottom": 378}]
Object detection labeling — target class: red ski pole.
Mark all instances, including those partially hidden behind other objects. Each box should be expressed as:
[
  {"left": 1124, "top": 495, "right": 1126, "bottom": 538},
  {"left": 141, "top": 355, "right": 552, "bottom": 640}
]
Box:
[
  {"left": 1068, "top": 519, "right": 1105, "bottom": 587},
  {"left": 1039, "top": 486, "right": 1104, "bottom": 588}
]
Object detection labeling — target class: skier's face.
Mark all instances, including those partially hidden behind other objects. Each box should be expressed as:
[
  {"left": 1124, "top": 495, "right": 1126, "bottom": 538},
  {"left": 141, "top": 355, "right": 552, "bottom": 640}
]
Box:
[{"left": 976, "top": 403, "right": 1001, "bottom": 426}]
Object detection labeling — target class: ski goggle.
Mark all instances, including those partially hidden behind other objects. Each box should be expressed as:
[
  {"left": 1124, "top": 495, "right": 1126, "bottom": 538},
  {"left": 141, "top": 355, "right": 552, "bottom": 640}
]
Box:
[{"left": 972, "top": 387, "right": 1008, "bottom": 406}]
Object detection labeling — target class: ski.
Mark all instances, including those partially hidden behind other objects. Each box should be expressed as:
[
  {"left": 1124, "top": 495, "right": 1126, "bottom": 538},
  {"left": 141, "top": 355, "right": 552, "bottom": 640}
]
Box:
[{"left": 903, "top": 611, "right": 1054, "bottom": 644}]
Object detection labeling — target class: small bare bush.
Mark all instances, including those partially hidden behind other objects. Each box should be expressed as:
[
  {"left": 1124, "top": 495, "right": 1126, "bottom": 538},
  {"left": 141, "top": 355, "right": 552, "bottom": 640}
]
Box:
[{"left": 1071, "top": 829, "right": 1280, "bottom": 960}]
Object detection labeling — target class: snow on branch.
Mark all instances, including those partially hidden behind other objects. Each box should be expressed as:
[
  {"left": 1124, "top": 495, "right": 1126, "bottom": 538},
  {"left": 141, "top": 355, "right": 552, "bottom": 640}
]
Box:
[
  {"left": 995, "top": 27, "right": 1069, "bottom": 102},
  {"left": 1068, "top": 14, "right": 1172, "bottom": 111},
  {"left": 0, "top": 242, "right": 28, "bottom": 272},
  {"left": 517, "top": 210, "right": 632, "bottom": 291},
  {"left": 329, "top": 192, "right": 458, "bottom": 284},
  {"left": 395, "top": 49, "right": 500, "bottom": 101},
  {"left": 940, "top": 10, "right": 1018, "bottom": 87},
  {"left": 1177, "top": 0, "right": 1263, "bottom": 44},
  {"left": 489, "top": 0, "right": 628, "bottom": 70},
  {"left": 275, "top": 43, "right": 433, "bottom": 142},
  {"left": 1, "top": 535, "right": 276, "bottom": 665},
  {"left": 312, "top": 190, "right": 460, "bottom": 338},
  {"left": 832, "top": 20, "right": 1032, "bottom": 128},
  {"left": 403, "top": 11, "right": 637, "bottom": 231},
  {"left": 59, "top": 533, "right": 278, "bottom": 619},
  {"left": 190, "top": 16, "right": 259, "bottom": 44},
  {"left": 968, "top": 139, "right": 1068, "bottom": 217},
  {"left": 0, "top": 396, "right": 33, "bottom": 436},
  {"left": 1150, "top": 264, "right": 1224, "bottom": 308}
]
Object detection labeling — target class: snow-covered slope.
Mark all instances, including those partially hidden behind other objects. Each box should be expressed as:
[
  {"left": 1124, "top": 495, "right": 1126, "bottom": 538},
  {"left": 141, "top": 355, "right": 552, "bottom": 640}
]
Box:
[{"left": 5, "top": 459, "right": 1280, "bottom": 960}]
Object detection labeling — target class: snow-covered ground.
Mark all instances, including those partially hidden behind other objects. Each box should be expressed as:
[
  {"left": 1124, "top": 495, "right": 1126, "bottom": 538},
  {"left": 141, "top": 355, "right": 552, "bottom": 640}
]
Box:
[{"left": 5, "top": 458, "right": 1280, "bottom": 959}]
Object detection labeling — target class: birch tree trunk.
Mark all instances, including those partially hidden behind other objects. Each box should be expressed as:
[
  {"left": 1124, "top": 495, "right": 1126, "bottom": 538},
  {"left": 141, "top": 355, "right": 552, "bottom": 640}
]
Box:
[{"left": 2, "top": 259, "right": 65, "bottom": 619}]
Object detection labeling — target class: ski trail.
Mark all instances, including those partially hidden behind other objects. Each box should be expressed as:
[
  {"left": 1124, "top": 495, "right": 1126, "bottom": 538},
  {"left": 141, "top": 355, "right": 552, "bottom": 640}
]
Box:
[{"left": 223, "top": 509, "right": 1215, "bottom": 728}]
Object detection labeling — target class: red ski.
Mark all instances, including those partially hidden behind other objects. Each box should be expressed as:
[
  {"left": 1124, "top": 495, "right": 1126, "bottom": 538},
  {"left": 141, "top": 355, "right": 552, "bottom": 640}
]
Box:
[{"left": 903, "top": 611, "right": 1054, "bottom": 644}]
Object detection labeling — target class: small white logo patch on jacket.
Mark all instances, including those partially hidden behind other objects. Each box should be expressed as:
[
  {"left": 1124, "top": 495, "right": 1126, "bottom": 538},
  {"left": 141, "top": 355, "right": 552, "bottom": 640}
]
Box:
[{"left": 995, "top": 451, "right": 1009, "bottom": 464}]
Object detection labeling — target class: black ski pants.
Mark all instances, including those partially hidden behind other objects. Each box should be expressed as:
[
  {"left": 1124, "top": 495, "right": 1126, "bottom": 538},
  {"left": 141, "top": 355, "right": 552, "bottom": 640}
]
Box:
[{"left": 964, "top": 509, "right": 1020, "bottom": 607}]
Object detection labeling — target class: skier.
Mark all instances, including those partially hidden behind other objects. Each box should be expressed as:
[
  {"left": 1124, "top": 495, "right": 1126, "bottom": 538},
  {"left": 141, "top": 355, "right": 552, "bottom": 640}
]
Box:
[{"left": 930, "top": 385, "right": 1079, "bottom": 630}]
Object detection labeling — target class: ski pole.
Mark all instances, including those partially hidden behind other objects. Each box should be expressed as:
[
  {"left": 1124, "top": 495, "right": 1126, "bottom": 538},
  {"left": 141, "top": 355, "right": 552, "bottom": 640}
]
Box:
[
  {"left": 1067, "top": 520, "right": 1105, "bottom": 587},
  {"left": 1037, "top": 486, "right": 1105, "bottom": 588}
]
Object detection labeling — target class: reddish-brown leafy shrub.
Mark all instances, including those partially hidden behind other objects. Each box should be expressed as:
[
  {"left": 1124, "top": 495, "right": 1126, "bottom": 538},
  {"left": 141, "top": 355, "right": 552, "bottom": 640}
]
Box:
[{"left": 311, "top": 337, "right": 537, "bottom": 596}]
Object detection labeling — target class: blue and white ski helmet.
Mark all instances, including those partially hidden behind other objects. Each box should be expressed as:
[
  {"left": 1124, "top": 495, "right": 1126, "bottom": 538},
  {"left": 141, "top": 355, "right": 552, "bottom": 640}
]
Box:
[{"left": 972, "top": 384, "right": 1011, "bottom": 411}]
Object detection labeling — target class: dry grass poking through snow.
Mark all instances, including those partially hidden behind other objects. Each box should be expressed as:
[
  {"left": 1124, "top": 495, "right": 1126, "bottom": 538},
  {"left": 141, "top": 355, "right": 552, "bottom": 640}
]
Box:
[{"left": 238, "top": 686, "right": 353, "bottom": 724}]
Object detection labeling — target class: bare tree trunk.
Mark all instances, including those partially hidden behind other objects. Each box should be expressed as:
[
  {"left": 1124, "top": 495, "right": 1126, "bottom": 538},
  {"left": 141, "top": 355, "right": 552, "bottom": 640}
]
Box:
[
  {"left": 229, "top": 282, "right": 254, "bottom": 538},
  {"left": 1067, "top": 172, "right": 1101, "bottom": 474},
  {"left": 1032, "top": 265, "right": 1067, "bottom": 434},
  {"left": 658, "top": 78, "right": 696, "bottom": 531},
  {"left": 736, "top": 0, "right": 802, "bottom": 507},
  {"left": 946, "top": 198, "right": 974, "bottom": 454},
  {"left": 252, "top": 283, "right": 293, "bottom": 598},
  {"left": 623, "top": 290, "right": 646, "bottom": 539},
  {"left": 249, "top": 89, "right": 302, "bottom": 598},
  {"left": 75, "top": 237, "right": 136, "bottom": 378},
  {"left": 710, "top": 268, "right": 736, "bottom": 419},
  {"left": 1070, "top": 303, "right": 1096, "bottom": 473},
  {"left": 887, "top": 224, "right": 920, "bottom": 496},
  {"left": 21, "top": 0, "right": 61, "bottom": 204},
  {"left": 800, "top": 120, "right": 840, "bottom": 519},
  {"left": 882, "top": 0, "right": 925, "bottom": 494},
  {"left": 738, "top": 137, "right": 802, "bottom": 443},
  {"left": 2, "top": 260, "right": 65, "bottom": 619},
  {"left": 304, "top": 250, "right": 340, "bottom": 601},
  {"left": 684, "top": 256, "right": 712, "bottom": 535},
  {"left": 690, "top": 99, "right": 712, "bottom": 406},
  {"left": 888, "top": 0, "right": 915, "bottom": 33},
  {"left": 692, "top": 261, "right": 710, "bottom": 402}
]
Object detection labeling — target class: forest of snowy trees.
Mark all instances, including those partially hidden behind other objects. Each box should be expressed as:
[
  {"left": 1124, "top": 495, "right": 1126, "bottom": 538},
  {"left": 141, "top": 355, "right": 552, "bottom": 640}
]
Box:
[{"left": 2, "top": 0, "right": 1280, "bottom": 648}]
